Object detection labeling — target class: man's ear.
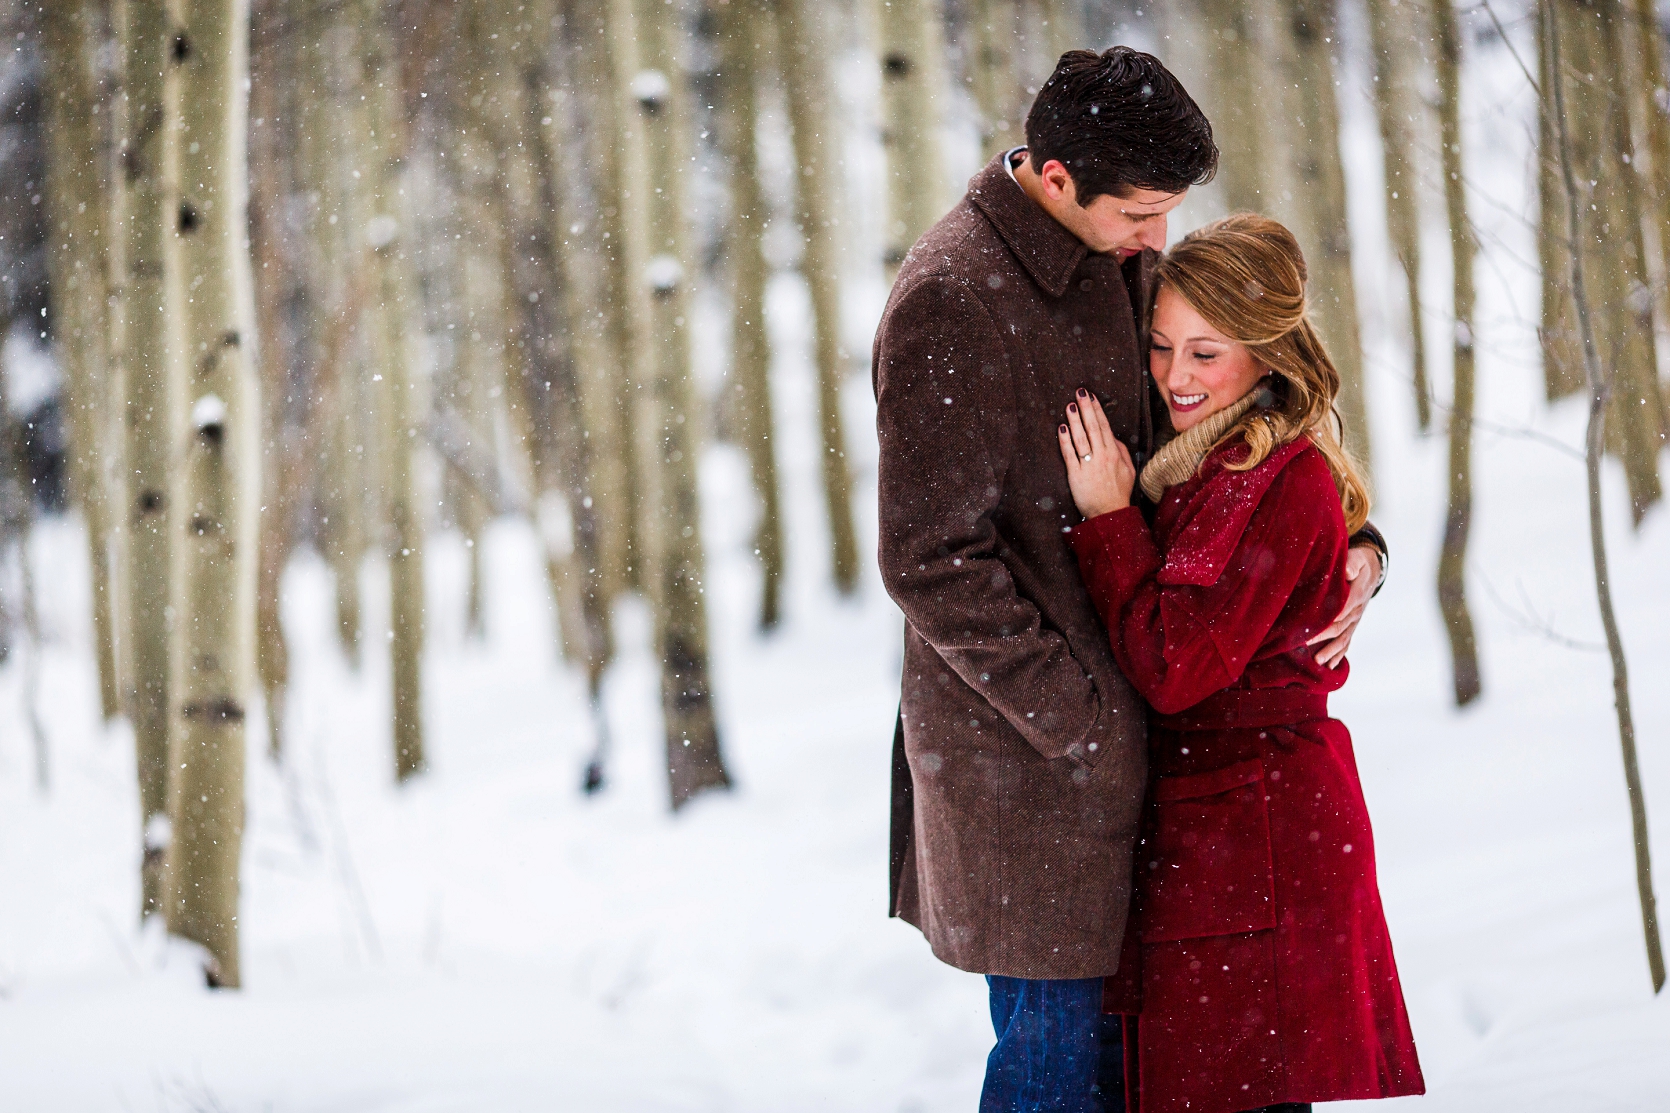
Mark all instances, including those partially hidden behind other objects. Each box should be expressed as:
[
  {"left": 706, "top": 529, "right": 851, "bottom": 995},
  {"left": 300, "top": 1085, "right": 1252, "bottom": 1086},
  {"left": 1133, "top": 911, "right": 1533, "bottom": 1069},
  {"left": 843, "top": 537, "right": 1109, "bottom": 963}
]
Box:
[{"left": 1038, "top": 158, "right": 1075, "bottom": 203}]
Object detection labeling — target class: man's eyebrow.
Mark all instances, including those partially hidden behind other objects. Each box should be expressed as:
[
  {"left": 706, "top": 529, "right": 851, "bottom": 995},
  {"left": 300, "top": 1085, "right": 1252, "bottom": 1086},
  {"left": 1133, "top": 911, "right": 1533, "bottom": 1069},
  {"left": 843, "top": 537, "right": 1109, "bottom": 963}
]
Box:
[{"left": 1121, "top": 210, "right": 1161, "bottom": 220}]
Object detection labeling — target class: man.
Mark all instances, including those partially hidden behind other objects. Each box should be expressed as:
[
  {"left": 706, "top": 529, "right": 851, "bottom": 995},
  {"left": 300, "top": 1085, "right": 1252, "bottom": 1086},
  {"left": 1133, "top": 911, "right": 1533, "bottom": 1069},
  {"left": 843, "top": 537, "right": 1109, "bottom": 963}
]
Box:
[{"left": 873, "top": 48, "right": 1385, "bottom": 1111}]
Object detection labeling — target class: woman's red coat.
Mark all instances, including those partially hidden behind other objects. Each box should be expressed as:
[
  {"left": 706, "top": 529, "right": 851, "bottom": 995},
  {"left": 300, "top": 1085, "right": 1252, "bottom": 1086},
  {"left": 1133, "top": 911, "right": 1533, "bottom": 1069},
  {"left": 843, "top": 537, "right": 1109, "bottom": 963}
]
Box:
[{"left": 1067, "top": 437, "right": 1424, "bottom": 1113}]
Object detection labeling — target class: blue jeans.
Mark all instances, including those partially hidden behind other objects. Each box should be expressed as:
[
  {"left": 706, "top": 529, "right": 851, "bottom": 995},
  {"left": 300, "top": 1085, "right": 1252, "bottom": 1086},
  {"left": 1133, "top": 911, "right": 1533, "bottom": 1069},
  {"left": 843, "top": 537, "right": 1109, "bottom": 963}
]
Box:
[{"left": 979, "top": 976, "right": 1125, "bottom": 1113}]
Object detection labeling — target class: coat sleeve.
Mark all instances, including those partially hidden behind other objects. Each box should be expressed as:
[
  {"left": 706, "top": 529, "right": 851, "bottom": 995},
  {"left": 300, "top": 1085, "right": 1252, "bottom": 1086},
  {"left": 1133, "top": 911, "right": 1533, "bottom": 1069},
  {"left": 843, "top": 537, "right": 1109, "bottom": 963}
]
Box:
[
  {"left": 1350, "top": 521, "right": 1390, "bottom": 597},
  {"left": 1065, "top": 459, "right": 1336, "bottom": 716},
  {"left": 875, "top": 275, "right": 1103, "bottom": 764}
]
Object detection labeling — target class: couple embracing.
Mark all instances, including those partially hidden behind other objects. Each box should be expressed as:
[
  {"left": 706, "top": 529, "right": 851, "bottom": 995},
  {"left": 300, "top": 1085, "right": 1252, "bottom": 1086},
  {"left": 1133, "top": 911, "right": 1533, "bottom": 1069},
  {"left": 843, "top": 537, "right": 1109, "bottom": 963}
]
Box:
[{"left": 873, "top": 48, "right": 1426, "bottom": 1113}]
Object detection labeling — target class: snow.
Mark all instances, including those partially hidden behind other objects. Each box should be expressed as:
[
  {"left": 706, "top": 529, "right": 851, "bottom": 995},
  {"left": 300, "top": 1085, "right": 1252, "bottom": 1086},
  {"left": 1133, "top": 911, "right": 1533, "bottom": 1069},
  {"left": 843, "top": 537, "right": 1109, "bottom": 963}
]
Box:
[{"left": 4, "top": 21, "right": 1670, "bottom": 1113}]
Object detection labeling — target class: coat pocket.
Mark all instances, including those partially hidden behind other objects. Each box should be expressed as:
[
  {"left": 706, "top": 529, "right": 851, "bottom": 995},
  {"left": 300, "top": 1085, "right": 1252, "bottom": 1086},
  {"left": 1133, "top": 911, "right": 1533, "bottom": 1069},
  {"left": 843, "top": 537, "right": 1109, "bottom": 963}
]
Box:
[{"left": 1138, "top": 759, "right": 1277, "bottom": 944}]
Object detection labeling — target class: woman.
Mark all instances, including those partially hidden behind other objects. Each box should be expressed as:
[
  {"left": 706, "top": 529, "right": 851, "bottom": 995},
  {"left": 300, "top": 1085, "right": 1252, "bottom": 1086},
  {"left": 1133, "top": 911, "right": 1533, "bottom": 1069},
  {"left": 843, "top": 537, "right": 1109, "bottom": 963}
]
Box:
[{"left": 1055, "top": 214, "right": 1424, "bottom": 1113}]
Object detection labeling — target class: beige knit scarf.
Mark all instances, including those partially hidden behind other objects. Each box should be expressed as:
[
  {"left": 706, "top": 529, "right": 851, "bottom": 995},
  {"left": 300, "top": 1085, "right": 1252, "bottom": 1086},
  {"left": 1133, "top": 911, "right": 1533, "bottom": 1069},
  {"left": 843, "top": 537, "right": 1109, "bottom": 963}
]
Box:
[{"left": 1138, "top": 390, "right": 1261, "bottom": 502}]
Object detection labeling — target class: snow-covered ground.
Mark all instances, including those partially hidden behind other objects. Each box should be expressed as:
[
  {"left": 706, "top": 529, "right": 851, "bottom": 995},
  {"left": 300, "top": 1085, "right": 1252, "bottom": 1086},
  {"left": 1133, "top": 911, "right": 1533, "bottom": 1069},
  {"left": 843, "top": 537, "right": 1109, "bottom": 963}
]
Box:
[{"left": 5, "top": 22, "right": 1670, "bottom": 1113}]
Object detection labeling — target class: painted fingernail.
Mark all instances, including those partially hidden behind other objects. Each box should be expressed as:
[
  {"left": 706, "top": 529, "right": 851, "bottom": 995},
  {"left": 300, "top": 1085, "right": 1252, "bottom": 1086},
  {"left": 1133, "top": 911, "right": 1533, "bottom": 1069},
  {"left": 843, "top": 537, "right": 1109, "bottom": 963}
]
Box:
[
  {"left": 1059, "top": 424, "right": 1068, "bottom": 433},
  {"left": 1077, "top": 388, "right": 1088, "bottom": 398},
  {"left": 1068, "top": 403, "right": 1077, "bottom": 413}
]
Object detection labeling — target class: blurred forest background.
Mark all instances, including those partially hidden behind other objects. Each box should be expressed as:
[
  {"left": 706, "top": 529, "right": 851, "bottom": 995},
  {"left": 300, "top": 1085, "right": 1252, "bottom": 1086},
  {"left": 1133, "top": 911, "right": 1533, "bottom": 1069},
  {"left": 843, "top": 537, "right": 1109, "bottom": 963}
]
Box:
[{"left": 0, "top": 0, "right": 1666, "bottom": 1015}]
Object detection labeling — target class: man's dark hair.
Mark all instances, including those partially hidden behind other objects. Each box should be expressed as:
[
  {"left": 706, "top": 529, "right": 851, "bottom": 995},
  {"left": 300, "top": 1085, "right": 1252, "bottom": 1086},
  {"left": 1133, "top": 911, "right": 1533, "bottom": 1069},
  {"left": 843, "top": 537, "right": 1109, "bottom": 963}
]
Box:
[{"left": 1024, "top": 47, "right": 1218, "bottom": 205}]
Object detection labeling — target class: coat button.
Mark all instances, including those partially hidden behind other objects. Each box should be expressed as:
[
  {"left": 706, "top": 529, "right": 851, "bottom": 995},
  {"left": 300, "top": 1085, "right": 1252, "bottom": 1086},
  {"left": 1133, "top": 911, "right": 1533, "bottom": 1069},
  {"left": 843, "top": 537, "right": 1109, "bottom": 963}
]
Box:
[{"left": 1079, "top": 278, "right": 1094, "bottom": 291}]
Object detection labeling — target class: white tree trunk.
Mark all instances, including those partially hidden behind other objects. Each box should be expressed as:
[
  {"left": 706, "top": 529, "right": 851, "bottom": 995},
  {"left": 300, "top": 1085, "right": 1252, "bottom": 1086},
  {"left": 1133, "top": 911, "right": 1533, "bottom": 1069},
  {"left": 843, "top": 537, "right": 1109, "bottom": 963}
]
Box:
[
  {"left": 876, "top": 0, "right": 949, "bottom": 276},
  {"left": 611, "top": 0, "right": 732, "bottom": 809},
  {"left": 114, "top": 0, "right": 176, "bottom": 921},
  {"left": 42, "top": 0, "right": 122, "bottom": 724},
  {"left": 355, "top": 0, "right": 427, "bottom": 779},
  {"left": 164, "top": 0, "right": 259, "bottom": 988},
  {"left": 1433, "top": 0, "right": 1481, "bottom": 705},
  {"left": 1366, "top": 0, "right": 1432, "bottom": 431},
  {"left": 778, "top": 0, "right": 860, "bottom": 595},
  {"left": 718, "top": 0, "right": 785, "bottom": 628},
  {"left": 1271, "top": 0, "right": 1372, "bottom": 470}
]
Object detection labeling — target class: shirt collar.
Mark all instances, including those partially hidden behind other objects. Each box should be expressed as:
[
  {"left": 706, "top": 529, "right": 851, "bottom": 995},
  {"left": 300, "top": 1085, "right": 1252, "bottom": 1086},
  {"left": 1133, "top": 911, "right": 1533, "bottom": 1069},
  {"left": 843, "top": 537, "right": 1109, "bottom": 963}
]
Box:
[{"left": 1003, "top": 145, "right": 1026, "bottom": 183}]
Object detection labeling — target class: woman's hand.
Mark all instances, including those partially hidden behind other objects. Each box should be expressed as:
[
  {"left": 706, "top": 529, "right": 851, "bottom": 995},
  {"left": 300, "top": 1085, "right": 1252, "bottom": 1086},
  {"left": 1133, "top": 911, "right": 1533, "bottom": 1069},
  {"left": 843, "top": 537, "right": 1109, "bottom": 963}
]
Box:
[{"left": 1058, "top": 388, "right": 1136, "bottom": 519}]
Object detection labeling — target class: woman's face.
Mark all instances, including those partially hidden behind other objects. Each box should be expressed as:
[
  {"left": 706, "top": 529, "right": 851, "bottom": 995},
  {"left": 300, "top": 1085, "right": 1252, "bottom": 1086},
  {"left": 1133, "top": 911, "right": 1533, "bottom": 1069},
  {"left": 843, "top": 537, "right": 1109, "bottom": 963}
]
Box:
[{"left": 1149, "top": 285, "right": 1265, "bottom": 433}]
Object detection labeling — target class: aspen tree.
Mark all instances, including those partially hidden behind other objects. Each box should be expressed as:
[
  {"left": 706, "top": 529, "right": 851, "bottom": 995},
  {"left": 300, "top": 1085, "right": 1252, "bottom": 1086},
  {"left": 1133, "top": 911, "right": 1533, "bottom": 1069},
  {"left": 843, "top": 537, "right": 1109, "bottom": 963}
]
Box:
[
  {"left": 1433, "top": 0, "right": 1480, "bottom": 706},
  {"left": 301, "top": 4, "right": 367, "bottom": 667},
  {"left": 356, "top": 0, "right": 427, "bottom": 780},
  {"left": 566, "top": 1, "right": 642, "bottom": 597},
  {"left": 1184, "top": 0, "right": 1280, "bottom": 215},
  {"left": 605, "top": 0, "right": 661, "bottom": 601},
  {"left": 324, "top": 394, "right": 369, "bottom": 663},
  {"left": 536, "top": 1, "right": 624, "bottom": 788},
  {"left": 1536, "top": 7, "right": 1583, "bottom": 401},
  {"left": 610, "top": 0, "right": 732, "bottom": 808},
  {"left": 1623, "top": 0, "right": 1670, "bottom": 329},
  {"left": 114, "top": 0, "right": 175, "bottom": 919},
  {"left": 876, "top": 0, "right": 949, "bottom": 276},
  {"left": 1542, "top": 0, "right": 1665, "bottom": 997},
  {"left": 449, "top": 163, "right": 501, "bottom": 641},
  {"left": 1597, "top": 0, "right": 1667, "bottom": 517},
  {"left": 1272, "top": 0, "right": 1372, "bottom": 469},
  {"left": 1628, "top": 0, "right": 1670, "bottom": 357},
  {"left": 429, "top": 58, "right": 498, "bottom": 643},
  {"left": 968, "top": 0, "right": 1023, "bottom": 156},
  {"left": 778, "top": 0, "right": 861, "bottom": 596},
  {"left": 1543, "top": 0, "right": 1663, "bottom": 521},
  {"left": 533, "top": 14, "right": 617, "bottom": 661},
  {"left": 42, "top": 0, "right": 121, "bottom": 723},
  {"left": 551, "top": 0, "right": 632, "bottom": 611},
  {"left": 164, "top": 0, "right": 259, "bottom": 988},
  {"left": 474, "top": 0, "right": 603, "bottom": 668},
  {"left": 1366, "top": 0, "right": 1432, "bottom": 431},
  {"left": 717, "top": 0, "right": 785, "bottom": 628},
  {"left": 1040, "top": 0, "right": 1081, "bottom": 60},
  {"left": 247, "top": 7, "right": 305, "bottom": 759}
]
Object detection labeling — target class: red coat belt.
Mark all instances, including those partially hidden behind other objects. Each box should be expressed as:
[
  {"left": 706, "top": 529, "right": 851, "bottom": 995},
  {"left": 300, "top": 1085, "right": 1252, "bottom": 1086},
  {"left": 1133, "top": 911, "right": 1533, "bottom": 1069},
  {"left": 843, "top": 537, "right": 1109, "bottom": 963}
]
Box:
[{"left": 1152, "top": 687, "right": 1328, "bottom": 733}]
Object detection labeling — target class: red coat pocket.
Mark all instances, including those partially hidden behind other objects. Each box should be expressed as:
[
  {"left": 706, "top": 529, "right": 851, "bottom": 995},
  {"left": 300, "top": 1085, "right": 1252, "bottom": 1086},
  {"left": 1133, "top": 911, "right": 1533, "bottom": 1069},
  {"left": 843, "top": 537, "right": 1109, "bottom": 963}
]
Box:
[{"left": 1139, "top": 759, "right": 1277, "bottom": 944}]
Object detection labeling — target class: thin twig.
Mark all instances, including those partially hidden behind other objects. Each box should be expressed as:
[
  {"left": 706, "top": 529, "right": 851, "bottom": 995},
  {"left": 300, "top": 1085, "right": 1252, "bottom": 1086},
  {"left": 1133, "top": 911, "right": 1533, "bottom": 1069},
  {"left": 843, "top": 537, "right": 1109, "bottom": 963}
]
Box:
[
  {"left": 1480, "top": 0, "right": 1540, "bottom": 95},
  {"left": 1478, "top": 573, "right": 1605, "bottom": 651}
]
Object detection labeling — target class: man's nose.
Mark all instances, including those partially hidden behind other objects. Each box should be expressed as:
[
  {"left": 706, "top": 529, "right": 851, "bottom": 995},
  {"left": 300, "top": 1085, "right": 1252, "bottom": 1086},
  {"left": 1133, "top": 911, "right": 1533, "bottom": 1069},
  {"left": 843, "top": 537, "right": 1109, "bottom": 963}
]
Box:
[{"left": 1139, "top": 217, "right": 1168, "bottom": 253}]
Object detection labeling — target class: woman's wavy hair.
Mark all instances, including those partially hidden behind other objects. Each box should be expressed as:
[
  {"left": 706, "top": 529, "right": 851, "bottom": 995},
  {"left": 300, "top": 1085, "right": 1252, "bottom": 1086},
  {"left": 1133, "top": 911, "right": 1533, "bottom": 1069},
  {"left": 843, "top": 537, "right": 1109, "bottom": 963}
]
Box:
[{"left": 1151, "top": 213, "right": 1371, "bottom": 533}]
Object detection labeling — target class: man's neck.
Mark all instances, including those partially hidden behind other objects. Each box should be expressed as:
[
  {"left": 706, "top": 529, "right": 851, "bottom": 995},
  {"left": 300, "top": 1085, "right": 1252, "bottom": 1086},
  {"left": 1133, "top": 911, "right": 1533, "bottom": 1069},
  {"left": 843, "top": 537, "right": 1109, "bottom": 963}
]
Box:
[
  {"left": 1010, "top": 150, "right": 1050, "bottom": 212},
  {"left": 1011, "top": 150, "right": 1097, "bottom": 253}
]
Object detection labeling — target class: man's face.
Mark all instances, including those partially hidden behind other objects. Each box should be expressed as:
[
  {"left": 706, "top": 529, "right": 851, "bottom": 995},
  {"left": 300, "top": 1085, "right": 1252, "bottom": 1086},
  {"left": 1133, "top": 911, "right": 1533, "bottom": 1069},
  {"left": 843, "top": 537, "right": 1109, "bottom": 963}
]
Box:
[{"left": 1028, "top": 156, "right": 1185, "bottom": 256}]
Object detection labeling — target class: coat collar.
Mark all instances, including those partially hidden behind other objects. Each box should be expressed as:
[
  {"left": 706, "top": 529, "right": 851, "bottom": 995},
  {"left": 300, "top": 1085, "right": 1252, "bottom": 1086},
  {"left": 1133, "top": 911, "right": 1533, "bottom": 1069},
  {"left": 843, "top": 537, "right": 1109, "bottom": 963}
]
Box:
[{"left": 966, "top": 152, "right": 1089, "bottom": 299}]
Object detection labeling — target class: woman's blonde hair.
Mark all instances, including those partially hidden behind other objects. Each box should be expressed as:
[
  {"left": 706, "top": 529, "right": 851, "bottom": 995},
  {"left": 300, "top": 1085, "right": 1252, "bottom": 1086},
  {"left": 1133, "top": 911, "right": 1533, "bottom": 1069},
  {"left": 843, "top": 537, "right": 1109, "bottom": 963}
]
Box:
[{"left": 1152, "top": 213, "right": 1371, "bottom": 533}]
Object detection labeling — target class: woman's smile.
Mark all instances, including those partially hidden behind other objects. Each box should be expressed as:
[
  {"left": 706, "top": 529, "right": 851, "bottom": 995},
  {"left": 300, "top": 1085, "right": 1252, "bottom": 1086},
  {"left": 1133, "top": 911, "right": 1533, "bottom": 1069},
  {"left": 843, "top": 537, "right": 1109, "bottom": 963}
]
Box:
[{"left": 1169, "top": 390, "right": 1208, "bottom": 411}]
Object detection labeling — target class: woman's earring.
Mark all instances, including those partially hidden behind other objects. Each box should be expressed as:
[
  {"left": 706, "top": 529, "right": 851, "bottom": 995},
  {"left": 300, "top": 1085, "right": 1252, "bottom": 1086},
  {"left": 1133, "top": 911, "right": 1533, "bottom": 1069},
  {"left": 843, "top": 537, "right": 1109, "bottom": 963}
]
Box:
[{"left": 1252, "top": 376, "right": 1278, "bottom": 410}]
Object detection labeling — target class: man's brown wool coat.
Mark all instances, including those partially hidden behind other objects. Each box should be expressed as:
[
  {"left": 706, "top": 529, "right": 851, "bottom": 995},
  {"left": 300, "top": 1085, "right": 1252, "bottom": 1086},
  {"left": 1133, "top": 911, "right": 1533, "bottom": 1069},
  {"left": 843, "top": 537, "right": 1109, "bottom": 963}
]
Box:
[{"left": 874, "top": 152, "right": 1160, "bottom": 979}]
